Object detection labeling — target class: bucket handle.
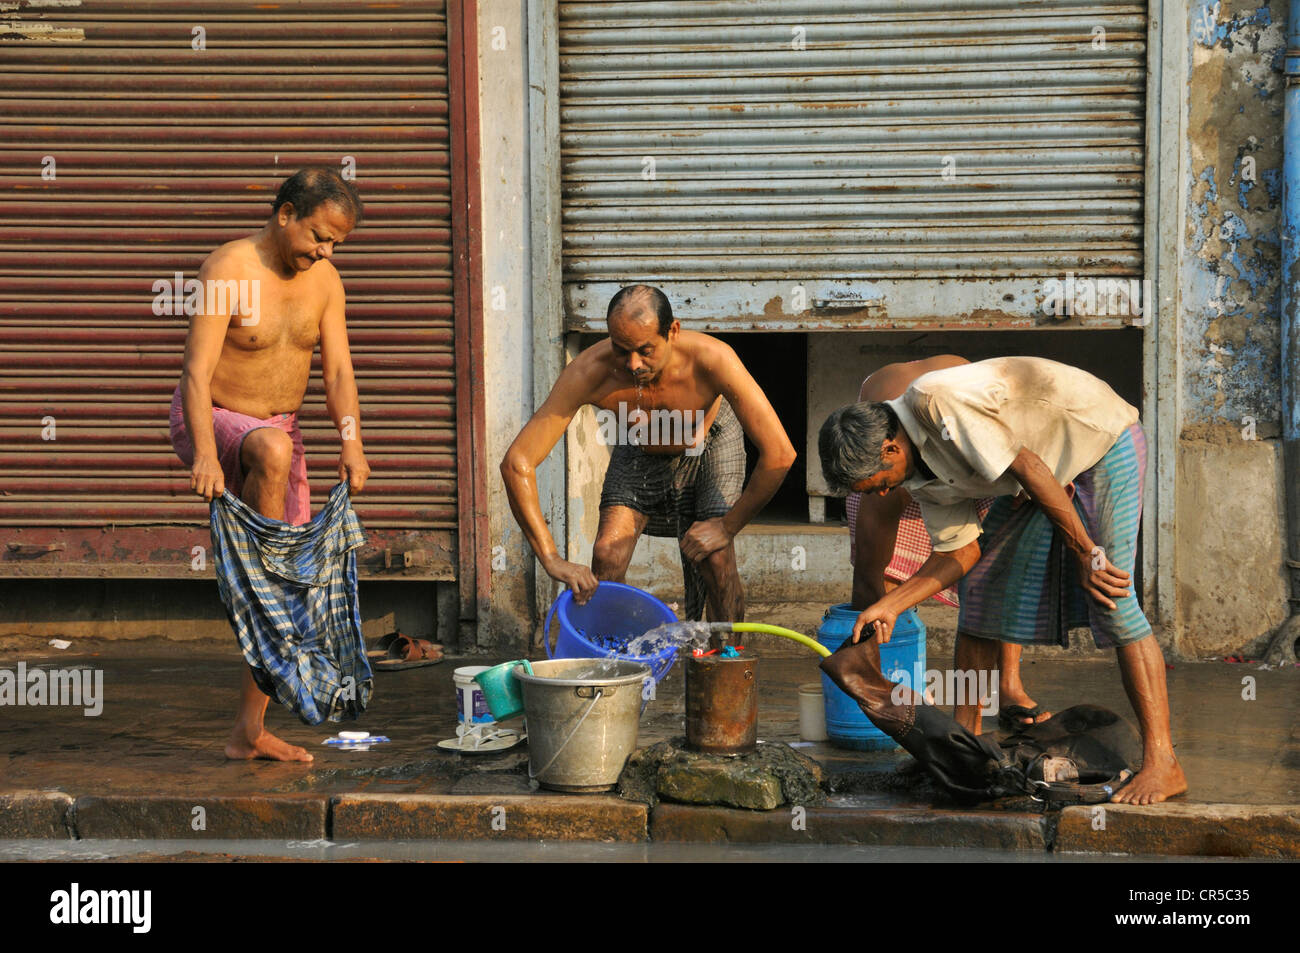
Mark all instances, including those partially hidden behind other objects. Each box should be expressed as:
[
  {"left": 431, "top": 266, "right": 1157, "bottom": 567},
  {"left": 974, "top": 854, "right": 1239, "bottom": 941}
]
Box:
[
  {"left": 529, "top": 689, "right": 603, "bottom": 782},
  {"left": 543, "top": 595, "right": 561, "bottom": 659},
  {"left": 576, "top": 685, "right": 614, "bottom": 698}
]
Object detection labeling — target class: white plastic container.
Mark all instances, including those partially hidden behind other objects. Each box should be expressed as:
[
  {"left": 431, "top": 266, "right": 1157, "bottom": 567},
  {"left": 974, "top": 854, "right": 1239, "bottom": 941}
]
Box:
[{"left": 797, "top": 682, "right": 828, "bottom": 741}]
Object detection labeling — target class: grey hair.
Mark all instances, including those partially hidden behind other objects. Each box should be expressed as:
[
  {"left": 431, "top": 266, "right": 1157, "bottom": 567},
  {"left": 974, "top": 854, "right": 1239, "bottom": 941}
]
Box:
[{"left": 818, "top": 402, "right": 899, "bottom": 493}]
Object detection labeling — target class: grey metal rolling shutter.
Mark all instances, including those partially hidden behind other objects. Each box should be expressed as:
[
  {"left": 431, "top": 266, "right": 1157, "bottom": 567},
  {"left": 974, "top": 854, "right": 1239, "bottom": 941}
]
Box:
[
  {"left": 558, "top": 0, "right": 1146, "bottom": 330},
  {"left": 0, "top": 0, "right": 457, "bottom": 579}
]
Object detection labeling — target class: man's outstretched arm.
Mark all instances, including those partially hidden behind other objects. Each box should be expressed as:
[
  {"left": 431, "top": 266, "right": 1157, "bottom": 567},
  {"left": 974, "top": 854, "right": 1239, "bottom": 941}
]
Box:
[
  {"left": 500, "top": 362, "right": 598, "bottom": 601},
  {"left": 680, "top": 345, "right": 796, "bottom": 562},
  {"left": 851, "top": 540, "right": 982, "bottom": 643}
]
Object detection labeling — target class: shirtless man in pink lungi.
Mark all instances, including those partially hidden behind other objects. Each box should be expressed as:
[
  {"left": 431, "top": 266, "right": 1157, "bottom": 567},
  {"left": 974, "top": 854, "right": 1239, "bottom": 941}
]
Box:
[{"left": 170, "top": 168, "right": 374, "bottom": 761}]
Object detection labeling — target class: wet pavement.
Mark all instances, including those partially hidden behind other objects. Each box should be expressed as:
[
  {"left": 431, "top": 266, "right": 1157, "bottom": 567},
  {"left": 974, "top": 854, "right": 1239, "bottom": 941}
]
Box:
[
  {"left": 0, "top": 627, "right": 1296, "bottom": 857},
  {"left": 0, "top": 633, "right": 1295, "bottom": 804}
]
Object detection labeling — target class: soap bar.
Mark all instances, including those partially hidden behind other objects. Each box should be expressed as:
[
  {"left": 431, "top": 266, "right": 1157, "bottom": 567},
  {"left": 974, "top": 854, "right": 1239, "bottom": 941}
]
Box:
[{"left": 338, "top": 730, "right": 369, "bottom": 740}]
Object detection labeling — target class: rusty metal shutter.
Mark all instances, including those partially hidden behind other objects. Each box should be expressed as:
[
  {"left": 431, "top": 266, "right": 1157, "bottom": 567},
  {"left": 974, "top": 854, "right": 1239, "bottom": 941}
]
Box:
[
  {"left": 0, "top": 0, "right": 457, "bottom": 579},
  {"left": 558, "top": 0, "right": 1147, "bottom": 330}
]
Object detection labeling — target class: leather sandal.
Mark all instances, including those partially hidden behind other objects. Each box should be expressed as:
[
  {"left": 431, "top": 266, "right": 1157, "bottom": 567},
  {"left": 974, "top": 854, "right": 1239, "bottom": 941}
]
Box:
[{"left": 370, "top": 630, "right": 444, "bottom": 671}]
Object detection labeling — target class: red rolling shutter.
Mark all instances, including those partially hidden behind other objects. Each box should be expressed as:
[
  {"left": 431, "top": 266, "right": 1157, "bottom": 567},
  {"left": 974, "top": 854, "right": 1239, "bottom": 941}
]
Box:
[{"left": 0, "top": 0, "right": 459, "bottom": 581}]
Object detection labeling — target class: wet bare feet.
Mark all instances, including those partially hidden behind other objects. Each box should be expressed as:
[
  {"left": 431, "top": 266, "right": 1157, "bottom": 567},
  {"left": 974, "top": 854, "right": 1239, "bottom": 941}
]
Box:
[
  {"left": 225, "top": 728, "right": 314, "bottom": 762},
  {"left": 1112, "top": 752, "right": 1187, "bottom": 804}
]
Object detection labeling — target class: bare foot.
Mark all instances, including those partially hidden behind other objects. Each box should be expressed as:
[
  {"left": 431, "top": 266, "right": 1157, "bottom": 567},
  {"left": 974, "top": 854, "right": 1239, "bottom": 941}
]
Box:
[
  {"left": 1111, "top": 753, "right": 1187, "bottom": 805},
  {"left": 225, "top": 729, "right": 314, "bottom": 762}
]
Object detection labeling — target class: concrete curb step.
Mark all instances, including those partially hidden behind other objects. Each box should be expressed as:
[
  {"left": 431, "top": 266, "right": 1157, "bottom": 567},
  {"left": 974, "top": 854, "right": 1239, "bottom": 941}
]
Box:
[
  {"left": 330, "top": 794, "right": 648, "bottom": 842},
  {"left": 1, "top": 791, "right": 1295, "bottom": 857},
  {"left": 650, "top": 803, "right": 1049, "bottom": 850},
  {"left": 1055, "top": 802, "right": 1300, "bottom": 859}
]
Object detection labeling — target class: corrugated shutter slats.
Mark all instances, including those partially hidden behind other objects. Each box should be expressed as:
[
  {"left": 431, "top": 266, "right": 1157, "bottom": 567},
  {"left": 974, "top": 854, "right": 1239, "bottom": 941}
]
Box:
[
  {"left": 559, "top": 0, "right": 1146, "bottom": 327},
  {"left": 0, "top": 0, "right": 456, "bottom": 575}
]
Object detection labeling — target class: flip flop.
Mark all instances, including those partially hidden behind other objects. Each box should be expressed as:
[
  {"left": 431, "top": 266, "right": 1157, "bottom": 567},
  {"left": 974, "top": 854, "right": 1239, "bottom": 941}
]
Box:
[
  {"left": 370, "top": 631, "right": 445, "bottom": 671},
  {"left": 997, "top": 704, "right": 1052, "bottom": 731},
  {"left": 436, "top": 729, "right": 524, "bottom": 754}
]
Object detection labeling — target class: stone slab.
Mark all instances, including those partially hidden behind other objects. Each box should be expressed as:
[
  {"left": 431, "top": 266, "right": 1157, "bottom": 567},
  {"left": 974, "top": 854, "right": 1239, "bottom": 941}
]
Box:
[
  {"left": 651, "top": 802, "right": 1047, "bottom": 850},
  {"left": 658, "top": 759, "right": 785, "bottom": 810},
  {"left": 1056, "top": 802, "right": 1300, "bottom": 858},
  {"left": 331, "top": 794, "right": 648, "bottom": 842},
  {"left": 71, "top": 795, "right": 328, "bottom": 840},
  {"left": 0, "top": 791, "right": 73, "bottom": 838}
]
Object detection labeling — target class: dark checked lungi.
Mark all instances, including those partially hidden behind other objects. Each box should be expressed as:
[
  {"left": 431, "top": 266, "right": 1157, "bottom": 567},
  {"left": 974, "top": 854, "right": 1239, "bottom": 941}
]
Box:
[
  {"left": 209, "top": 482, "right": 373, "bottom": 725},
  {"left": 599, "top": 399, "right": 746, "bottom": 621}
]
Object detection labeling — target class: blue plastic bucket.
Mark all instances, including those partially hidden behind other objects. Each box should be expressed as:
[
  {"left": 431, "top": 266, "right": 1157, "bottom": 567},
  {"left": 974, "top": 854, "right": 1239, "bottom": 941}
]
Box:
[
  {"left": 817, "top": 603, "right": 927, "bottom": 751},
  {"left": 545, "top": 581, "right": 679, "bottom": 684}
]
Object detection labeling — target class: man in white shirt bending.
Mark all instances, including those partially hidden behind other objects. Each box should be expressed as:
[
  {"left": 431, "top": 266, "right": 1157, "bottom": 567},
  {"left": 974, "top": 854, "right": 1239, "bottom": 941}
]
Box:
[{"left": 818, "top": 357, "right": 1185, "bottom": 805}]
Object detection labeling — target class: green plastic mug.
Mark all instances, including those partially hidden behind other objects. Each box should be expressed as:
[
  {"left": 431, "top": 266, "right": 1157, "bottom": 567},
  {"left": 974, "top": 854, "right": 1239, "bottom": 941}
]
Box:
[{"left": 473, "top": 659, "right": 534, "bottom": 721}]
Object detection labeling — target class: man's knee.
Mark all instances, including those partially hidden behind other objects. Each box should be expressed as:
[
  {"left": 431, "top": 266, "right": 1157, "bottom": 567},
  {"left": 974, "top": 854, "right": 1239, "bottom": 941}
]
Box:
[
  {"left": 592, "top": 536, "right": 632, "bottom": 576},
  {"left": 242, "top": 428, "right": 293, "bottom": 480}
]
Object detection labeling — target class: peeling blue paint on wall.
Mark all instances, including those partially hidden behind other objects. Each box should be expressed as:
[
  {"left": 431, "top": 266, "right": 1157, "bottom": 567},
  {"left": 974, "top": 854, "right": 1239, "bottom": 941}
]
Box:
[
  {"left": 1194, "top": 2, "right": 1272, "bottom": 50},
  {"left": 1184, "top": 1, "right": 1285, "bottom": 424}
]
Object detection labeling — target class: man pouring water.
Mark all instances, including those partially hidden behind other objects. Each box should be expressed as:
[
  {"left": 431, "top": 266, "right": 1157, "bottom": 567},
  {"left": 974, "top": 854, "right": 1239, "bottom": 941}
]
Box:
[{"left": 501, "top": 285, "right": 796, "bottom": 622}]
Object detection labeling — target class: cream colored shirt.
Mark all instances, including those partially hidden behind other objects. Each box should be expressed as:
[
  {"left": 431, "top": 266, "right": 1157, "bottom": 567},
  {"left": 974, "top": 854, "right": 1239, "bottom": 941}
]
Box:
[{"left": 884, "top": 357, "right": 1139, "bottom": 552}]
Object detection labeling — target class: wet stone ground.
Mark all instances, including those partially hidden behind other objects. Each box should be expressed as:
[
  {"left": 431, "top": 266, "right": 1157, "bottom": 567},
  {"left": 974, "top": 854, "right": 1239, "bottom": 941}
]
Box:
[{"left": 0, "top": 634, "right": 1296, "bottom": 807}]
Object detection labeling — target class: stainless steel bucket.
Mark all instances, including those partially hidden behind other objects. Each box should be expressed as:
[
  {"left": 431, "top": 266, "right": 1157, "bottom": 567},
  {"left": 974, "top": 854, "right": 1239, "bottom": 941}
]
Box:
[{"left": 515, "top": 658, "right": 651, "bottom": 792}]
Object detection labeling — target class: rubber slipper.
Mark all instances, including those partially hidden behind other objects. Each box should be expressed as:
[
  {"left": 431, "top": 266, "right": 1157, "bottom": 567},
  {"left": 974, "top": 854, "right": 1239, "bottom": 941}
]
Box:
[
  {"left": 371, "top": 631, "right": 445, "bottom": 671},
  {"left": 436, "top": 729, "right": 524, "bottom": 754},
  {"left": 997, "top": 704, "right": 1052, "bottom": 731},
  {"left": 366, "top": 630, "right": 404, "bottom": 661}
]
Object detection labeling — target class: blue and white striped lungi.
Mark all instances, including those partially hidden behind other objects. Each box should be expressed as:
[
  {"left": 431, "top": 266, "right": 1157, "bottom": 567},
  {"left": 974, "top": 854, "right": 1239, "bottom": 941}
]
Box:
[
  {"left": 209, "top": 482, "right": 373, "bottom": 724},
  {"left": 956, "top": 423, "right": 1150, "bottom": 648}
]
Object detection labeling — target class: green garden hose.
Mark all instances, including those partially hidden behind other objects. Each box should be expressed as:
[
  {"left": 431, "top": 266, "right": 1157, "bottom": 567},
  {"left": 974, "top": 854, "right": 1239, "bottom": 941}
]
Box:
[{"left": 729, "top": 622, "right": 831, "bottom": 658}]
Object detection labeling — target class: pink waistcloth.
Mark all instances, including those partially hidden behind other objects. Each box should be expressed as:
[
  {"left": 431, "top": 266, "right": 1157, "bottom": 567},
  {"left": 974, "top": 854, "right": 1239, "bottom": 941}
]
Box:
[
  {"left": 846, "top": 492, "right": 993, "bottom": 608},
  {"left": 170, "top": 386, "right": 311, "bottom": 526}
]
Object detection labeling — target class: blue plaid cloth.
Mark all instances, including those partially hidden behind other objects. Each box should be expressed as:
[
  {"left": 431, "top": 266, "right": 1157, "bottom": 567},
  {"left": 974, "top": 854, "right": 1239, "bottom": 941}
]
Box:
[{"left": 209, "top": 482, "right": 373, "bottom": 725}]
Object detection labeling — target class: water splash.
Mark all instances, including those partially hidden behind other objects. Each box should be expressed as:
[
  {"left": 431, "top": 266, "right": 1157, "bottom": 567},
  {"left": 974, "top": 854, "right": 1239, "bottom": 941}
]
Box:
[
  {"left": 624, "top": 620, "right": 718, "bottom": 658},
  {"left": 553, "top": 660, "right": 632, "bottom": 681}
]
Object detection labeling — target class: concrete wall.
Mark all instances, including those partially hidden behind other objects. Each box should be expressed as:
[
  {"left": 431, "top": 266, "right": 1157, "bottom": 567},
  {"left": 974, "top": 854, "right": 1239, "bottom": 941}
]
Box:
[
  {"left": 477, "top": 0, "right": 536, "bottom": 650},
  {"left": 1176, "top": 1, "right": 1289, "bottom": 655}
]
